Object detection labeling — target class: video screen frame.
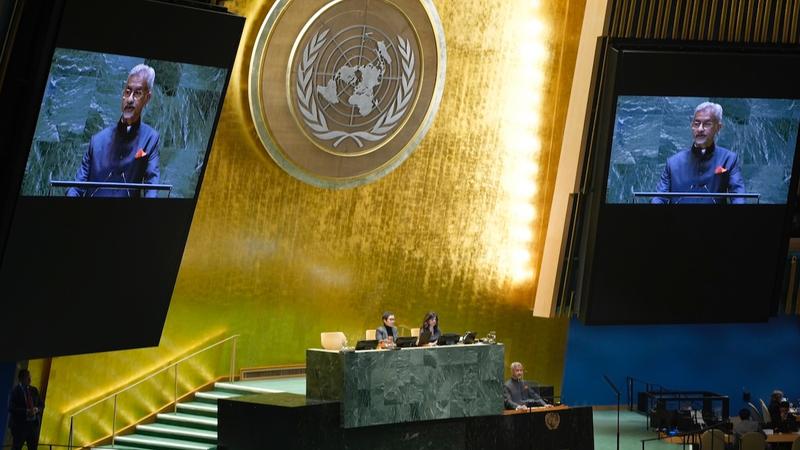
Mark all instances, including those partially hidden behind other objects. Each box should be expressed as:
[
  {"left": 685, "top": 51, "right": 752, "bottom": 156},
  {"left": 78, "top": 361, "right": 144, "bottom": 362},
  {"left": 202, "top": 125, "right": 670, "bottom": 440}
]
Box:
[
  {"left": 604, "top": 95, "right": 800, "bottom": 205},
  {"left": 21, "top": 48, "right": 229, "bottom": 199},
  {"left": 572, "top": 38, "right": 800, "bottom": 325},
  {"left": 0, "top": 0, "right": 244, "bottom": 360}
]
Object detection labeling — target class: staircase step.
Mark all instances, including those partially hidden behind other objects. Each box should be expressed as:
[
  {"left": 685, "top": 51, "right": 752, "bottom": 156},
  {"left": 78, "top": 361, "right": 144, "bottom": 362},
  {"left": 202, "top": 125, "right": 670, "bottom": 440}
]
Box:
[
  {"left": 194, "top": 390, "right": 241, "bottom": 403},
  {"left": 95, "top": 446, "right": 152, "bottom": 450},
  {"left": 176, "top": 401, "right": 217, "bottom": 417},
  {"left": 156, "top": 412, "right": 217, "bottom": 430},
  {"left": 137, "top": 423, "right": 217, "bottom": 442},
  {"left": 114, "top": 434, "right": 215, "bottom": 450},
  {"left": 213, "top": 381, "right": 283, "bottom": 395}
]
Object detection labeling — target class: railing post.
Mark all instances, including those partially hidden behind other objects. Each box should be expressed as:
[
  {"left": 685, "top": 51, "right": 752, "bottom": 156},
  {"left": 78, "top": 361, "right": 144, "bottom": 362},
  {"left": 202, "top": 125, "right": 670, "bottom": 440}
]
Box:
[
  {"left": 112, "top": 394, "right": 118, "bottom": 446},
  {"left": 174, "top": 363, "right": 179, "bottom": 413},
  {"left": 230, "top": 336, "right": 238, "bottom": 382}
]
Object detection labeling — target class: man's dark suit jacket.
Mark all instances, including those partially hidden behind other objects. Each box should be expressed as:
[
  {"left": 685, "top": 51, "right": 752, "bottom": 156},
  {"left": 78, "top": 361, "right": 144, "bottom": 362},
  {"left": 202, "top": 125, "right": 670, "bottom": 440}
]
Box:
[
  {"left": 504, "top": 378, "right": 546, "bottom": 409},
  {"left": 653, "top": 144, "right": 745, "bottom": 204},
  {"left": 67, "top": 119, "right": 160, "bottom": 198},
  {"left": 375, "top": 325, "right": 398, "bottom": 341},
  {"left": 8, "top": 383, "right": 43, "bottom": 429}
]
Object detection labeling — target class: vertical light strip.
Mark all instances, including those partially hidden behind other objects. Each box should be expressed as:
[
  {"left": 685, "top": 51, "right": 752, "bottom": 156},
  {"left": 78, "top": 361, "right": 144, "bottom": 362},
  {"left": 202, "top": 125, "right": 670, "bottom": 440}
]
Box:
[
  {"left": 495, "top": 0, "right": 548, "bottom": 284},
  {"left": 645, "top": 0, "right": 656, "bottom": 38},
  {"left": 783, "top": 0, "right": 790, "bottom": 42},
  {"left": 699, "top": 0, "right": 709, "bottom": 40},
  {"left": 770, "top": 0, "right": 783, "bottom": 44},
  {"left": 654, "top": 0, "right": 664, "bottom": 38},
  {"left": 754, "top": 0, "right": 764, "bottom": 42},
  {"left": 635, "top": 0, "right": 645, "bottom": 37},
  {"left": 719, "top": 0, "right": 729, "bottom": 40}
]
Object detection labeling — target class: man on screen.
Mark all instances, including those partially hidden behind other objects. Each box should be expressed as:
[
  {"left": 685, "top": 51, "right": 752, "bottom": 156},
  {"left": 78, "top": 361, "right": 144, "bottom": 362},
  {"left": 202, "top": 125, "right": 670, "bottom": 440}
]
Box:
[
  {"left": 652, "top": 102, "right": 745, "bottom": 204},
  {"left": 67, "top": 64, "right": 160, "bottom": 197}
]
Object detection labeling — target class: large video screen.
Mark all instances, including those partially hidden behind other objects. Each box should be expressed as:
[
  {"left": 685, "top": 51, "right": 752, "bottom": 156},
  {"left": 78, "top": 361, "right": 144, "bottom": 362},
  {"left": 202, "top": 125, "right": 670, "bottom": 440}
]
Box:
[
  {"left": 21, "top": 48, "right": 227, "bottom": 199},
  {"left": 606, "top": 96, "right": 800, "bottom": 204},
  {"left": 569, "top": 40, "right": 800, "bottom": 325},
  {"left": 0, "top": 0, "right": 243, "bottom": 360}
]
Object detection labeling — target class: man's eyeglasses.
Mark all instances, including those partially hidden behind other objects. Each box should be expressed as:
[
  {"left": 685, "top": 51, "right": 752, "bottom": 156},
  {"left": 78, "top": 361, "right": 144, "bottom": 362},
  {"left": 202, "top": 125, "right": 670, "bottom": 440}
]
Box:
[
  {"left": 691, "top": 120, "right": 717, "bottom": 130},
  {"left": 122, "top": 88, "right": 147, "bottom": 100}
]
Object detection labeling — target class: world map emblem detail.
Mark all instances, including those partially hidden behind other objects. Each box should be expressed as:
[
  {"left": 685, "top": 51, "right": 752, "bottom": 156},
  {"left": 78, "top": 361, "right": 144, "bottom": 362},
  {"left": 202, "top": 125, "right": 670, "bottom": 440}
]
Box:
[
  {"left": 249, "top": 0, "right": 446, "bottom": 188},
  {"left": 296, "top": 27, "right": 416, "bottom": 154}
]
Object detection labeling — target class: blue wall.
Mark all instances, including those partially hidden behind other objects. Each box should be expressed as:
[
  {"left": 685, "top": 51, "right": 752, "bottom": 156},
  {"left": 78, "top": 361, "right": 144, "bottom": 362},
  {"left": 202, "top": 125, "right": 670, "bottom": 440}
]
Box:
[
  {"left": 562, "top": 316, "right": 800, "bottom": 413},
  {"left": 0, "top": 361, "right": 16, "bottom": 446}
]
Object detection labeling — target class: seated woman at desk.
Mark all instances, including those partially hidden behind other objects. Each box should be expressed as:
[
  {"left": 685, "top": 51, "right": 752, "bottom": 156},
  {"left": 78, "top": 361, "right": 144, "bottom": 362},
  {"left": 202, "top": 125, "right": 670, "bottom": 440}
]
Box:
[
  {"left": 418, "top": 311, "right": 441, "bottom": 345},
  {"left": 375, "top": 312, "right": 397, "bottom": 348}
]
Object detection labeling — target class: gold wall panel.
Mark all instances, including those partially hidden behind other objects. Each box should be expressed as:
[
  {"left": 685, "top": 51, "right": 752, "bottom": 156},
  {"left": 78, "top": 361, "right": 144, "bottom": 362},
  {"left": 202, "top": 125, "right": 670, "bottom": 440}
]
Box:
[
  {"left": 608, "top": 0, "right": 800, "bottom": 42},
  {"left": 39, "top": 0, "right": 586, "bottom": 444}
]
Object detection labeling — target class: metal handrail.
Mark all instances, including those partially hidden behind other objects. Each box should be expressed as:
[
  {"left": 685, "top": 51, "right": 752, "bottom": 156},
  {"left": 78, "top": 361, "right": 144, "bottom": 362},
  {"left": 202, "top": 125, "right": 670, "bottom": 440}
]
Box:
[
  {"left": 633, "top": 192, "right": 760, "bottom": 198},
  {"left": 626, "top": 376, "right": 671, "bottom": 410},
  {"left": 632, "top": 191, "right": 761, "bottom": 204},
  {"left": 50, "top": 180, "right": 173, "bottom": 191},
  {"left": 67, "top": 334, "right": 239, "bottom": 449},
  {"left": 1, "top": 444, "right": 75, "bottom": 449}
]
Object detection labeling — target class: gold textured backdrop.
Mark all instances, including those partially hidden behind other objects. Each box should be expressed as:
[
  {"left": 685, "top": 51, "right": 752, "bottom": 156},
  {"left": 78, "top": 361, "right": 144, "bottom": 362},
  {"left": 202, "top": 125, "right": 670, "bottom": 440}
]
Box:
[{"left": 38, "top": 0, "right": 586, "bottom": 444}]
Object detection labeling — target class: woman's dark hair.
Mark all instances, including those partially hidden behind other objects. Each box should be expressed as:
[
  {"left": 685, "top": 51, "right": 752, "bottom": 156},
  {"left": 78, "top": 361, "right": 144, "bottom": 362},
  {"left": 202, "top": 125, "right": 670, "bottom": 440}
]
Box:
[
  {"left": 382, "top": 311, "right": 394, "bottom": 322},
  {"left": 421, "top": 311, "right": 439, "bottom": 331}
]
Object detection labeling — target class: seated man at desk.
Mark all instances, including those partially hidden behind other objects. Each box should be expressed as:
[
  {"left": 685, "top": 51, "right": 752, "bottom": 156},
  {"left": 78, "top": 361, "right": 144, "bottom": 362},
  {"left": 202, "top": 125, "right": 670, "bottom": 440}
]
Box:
[
  {"left": 772, "top": 400, "right": 798, "bottom": 433},
  {"left": 503, "top": 362, "right": 549, "bottom": 410}
]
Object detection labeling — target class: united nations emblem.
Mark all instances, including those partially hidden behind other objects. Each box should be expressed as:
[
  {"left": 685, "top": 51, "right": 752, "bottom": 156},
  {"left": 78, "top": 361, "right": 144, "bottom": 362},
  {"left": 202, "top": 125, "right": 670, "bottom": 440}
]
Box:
[
  {"left": 249, "top": 0, "right": 445, "bottom": 188},
  {"left": 544, "top": 411, "right": 561, "bottom": 430}
]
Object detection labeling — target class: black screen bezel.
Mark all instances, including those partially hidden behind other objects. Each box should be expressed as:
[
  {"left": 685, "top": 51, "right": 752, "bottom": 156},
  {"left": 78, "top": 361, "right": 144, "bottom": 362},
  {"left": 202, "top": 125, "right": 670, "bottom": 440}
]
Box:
[
  {"left": 577, "top": 39, "right": 800, "bottom": 325},
  {"left": 0, "top": 0, "right": 244, "bottom": 360}
]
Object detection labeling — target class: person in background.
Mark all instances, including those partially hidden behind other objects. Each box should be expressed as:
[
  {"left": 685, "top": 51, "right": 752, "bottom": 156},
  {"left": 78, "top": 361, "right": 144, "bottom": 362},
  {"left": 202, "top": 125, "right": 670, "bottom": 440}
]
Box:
[
  {"left": 503, "top": 362, "right": 549, "bottom": 410},
  {"left": 773, "top": 400, "right": 798, "bottom": 433},
  {"left": 8, "top": 369, "right": 44, "bottom": 450},
  {"left": 375, "top": 311, "right": 398, "bottom": 348},
  {"left": 768, "top": 390, "right": 784, "bottom": 426},
  {"left": 731, "top": 408, "right": 762, "bottom": 448},
  {"left": 419, "top": 311, "right": 441, "bottom": 345}
]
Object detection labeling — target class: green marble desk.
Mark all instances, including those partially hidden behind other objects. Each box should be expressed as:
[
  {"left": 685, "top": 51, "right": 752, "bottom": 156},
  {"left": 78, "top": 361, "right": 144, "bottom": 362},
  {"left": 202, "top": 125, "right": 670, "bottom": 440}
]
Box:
[{"left": 306, "top": 343, "right": 504, "bottom": 428}]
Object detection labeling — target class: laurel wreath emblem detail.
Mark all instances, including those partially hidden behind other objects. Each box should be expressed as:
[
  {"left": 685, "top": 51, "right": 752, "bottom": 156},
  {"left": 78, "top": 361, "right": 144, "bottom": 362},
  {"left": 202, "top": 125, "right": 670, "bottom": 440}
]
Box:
[{"left": 296, "top": 29, "right": 416, "bottom": 148}]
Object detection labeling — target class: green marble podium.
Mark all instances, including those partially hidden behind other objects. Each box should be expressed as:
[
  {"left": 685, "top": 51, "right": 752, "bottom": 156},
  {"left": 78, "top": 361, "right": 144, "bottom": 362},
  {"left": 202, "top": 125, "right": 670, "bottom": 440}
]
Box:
[{"left": 306, "top": 344, "right": 504, "bottom": 428}]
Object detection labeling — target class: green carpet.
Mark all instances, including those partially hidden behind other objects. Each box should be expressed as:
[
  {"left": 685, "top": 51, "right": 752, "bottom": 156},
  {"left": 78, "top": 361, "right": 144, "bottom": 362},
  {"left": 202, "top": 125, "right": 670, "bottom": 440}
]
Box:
[{"left": 593, "top": 409, "right": 679, "bottom": 450}]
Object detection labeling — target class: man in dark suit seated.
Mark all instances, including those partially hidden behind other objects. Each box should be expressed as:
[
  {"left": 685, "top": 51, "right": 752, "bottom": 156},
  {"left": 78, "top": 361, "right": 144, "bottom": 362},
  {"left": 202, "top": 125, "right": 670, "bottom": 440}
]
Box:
[
  {"left": 67, "top": 64, "right": 160, "bottom": 198},
  {"left": 8, "top": 369, "right": 44, "bottom": 450},
  {"left": 652, "top": 101, "right": 745, "bottom": 204},
  {"left": 772, "top": 400, "right": 798, "bottom": 433},
  {"left": 503, "top": 362, "right": 550, "bottom": 410}
]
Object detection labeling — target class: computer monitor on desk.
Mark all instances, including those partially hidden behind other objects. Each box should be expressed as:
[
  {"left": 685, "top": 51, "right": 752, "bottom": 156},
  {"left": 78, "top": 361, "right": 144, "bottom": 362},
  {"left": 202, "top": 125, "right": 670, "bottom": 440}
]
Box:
[
  {"left": 437, "top": 333, "right": 460, "bottom": 346},
  {"left": 355, "top": 340, "right": 379, "bottom": 350},
  {"left": 395, "top": 337, "right": 417, "bottom": 348},
  {"left": 462, "top": 331, "right": 477, "bottom": 344},
  {"left": 418, "top": 329, "right": 433, "bottom": 345}
]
